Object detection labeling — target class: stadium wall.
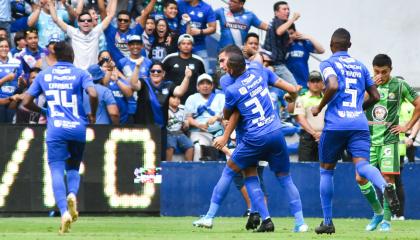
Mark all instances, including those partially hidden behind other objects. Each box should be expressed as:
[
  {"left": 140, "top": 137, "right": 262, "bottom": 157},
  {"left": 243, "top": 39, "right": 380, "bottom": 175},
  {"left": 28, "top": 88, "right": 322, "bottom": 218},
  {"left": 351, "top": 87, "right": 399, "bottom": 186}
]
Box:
[{"left": 161, "top": 161, "right": 420, "bottom": 219}]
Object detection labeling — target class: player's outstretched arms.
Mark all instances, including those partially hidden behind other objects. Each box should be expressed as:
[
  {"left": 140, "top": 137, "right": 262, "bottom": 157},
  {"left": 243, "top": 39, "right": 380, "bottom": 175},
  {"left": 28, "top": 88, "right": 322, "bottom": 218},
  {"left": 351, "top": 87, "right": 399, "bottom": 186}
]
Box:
[
  {"left": 362, "top": 85, "right": 380, "bottom": 110},
  {"left": 312, "top": 76, "right": 339, "bottom": 116},
  {"left": 214, "top": 109, "right": 239, "bottom": 150}
]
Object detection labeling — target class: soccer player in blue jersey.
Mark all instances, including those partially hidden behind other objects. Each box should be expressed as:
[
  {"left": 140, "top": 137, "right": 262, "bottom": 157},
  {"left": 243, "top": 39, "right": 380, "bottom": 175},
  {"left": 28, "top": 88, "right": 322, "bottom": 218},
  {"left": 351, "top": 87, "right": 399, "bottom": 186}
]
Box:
[
  {"left": 215, "top": 0, "right": 268, "bottom": 49},
  {"left": 311, "top": 28, "right": 400, "bottom": 234},
  {"left": 22, "top": 42, "right": 98, "bottom": 234},
  {"left": 194, "top": 48, "right": 306, "bottom": 232}
]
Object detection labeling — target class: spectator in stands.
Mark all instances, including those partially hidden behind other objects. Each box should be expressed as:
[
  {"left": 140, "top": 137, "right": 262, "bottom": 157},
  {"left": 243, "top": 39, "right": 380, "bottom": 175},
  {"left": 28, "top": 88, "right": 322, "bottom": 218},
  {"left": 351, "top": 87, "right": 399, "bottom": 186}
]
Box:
[
  {"left": 293, "top": 71, "right": 325, "bottom": 162},
  {"left": 86, "top": 4, "right": 108, "bottom": 52},
  {"left": 99, "top": 50, "right": 133, "bottom": 124},
  {"left": 9, "top": 2, "right": 43, "bottom": 34},
  {"left": 166, "top": 90, "right": 194, "bottom": 162},
  {"left": 0, "top": 38, "right": 23, "bottom": 123},
  {"left": 121, "top": 35, "right": 152, "bottom": 80},
  {"left": 104, "top": 9, "right": 145, "bottom": 69},
  {"left": 185, "top": 73, "right": 225, "bottom": 161},
  {"left": 0, "top": 0, "right": 11, "bottom": 32},
  {"left": 149, "top": 18, "right": 178, "bottom": 62},
  {"left": 163, "top": 0, "right": 180, "bottom": 33},
  {"left": 178, "top": 0, "right": 216, "bottom": 73},
  {"left": 11, "top": 32, "right": 26, "bottom": 58},
  {"left": 35, "top": 0, "right": 83, "bottom": 47},
  {"left": 0, "top": 28, "right": 7, "bottom": 40},
  {"left": 17, "top": 28, "right": 44, "bottom": 78},
  {"left": 263, "top": 1, "right": 300, "bottom": 84},
  {"left": 286, "top": 23, "right": 325, "bottom": 91},
  {"left": 85, "top": 64, "right": 120, "bottom": 125},
  {"left": 49, "top": 0, "right": 117, "bottom": 70},
  {"left": 35, "top": 33, "right": 60, "bottom": 70},
  {"left": 162, "top": 34, "right": 205, "bottom": 103},
  {"left": 142, "top": 17, "right": 157, "bottom": 56},
  {"left": 215, "top": 0, "right": 268, "bottom": 49}
]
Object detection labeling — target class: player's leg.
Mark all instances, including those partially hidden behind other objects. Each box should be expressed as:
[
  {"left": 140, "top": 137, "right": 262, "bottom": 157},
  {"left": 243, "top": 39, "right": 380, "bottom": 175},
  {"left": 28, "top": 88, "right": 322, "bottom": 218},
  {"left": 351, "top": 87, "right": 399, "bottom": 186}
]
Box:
[
  {"left": 315, "top": 130, "right": 345, "bottom": 234},
  {"left": 356, "top": 146, "right": 384, "bottom": 231},
  {"left": 47, "top": 140, "right": 73, "bottom": 234},
  {"left": 65, "top": 141, "right": 85, "bottom": 222},
  {"left": 268, "top": 130, "right": 307, "bottom": 232}
]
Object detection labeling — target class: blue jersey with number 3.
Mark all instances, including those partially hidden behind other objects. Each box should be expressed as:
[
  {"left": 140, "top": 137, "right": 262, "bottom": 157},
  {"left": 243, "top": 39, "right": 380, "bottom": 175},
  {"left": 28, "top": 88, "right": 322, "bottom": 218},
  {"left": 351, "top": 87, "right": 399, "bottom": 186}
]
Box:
[
  {"left": 224, "top": 62, "right": 281, "bottom": 141},
  {"left": 320, "top": 51, "right": 374, "bottom": 131},
  {"left": 27, "top": 62, "right": 94, "bottom": 142}
]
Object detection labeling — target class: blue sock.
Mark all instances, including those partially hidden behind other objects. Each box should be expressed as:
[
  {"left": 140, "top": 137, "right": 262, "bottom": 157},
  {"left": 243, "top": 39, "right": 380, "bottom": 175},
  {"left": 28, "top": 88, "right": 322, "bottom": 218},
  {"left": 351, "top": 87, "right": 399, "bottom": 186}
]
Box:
[
  {"left": 206, "top": 166, "right": 236, "bottom": 218},
  {"left": 320, "top": 168, "right": 334, "bottom": 225},
  {"left": 355, "top": 161, "right": 387, "bottom": 192},
  {"left": 66, "top": 170, "right": 80, "bottom": 196},
  {"left": 245, "top": 176, "right": 270, "bottom": 220},
  {"left": 49, "top": 161, "right": 67, "bottom": 216},
  {"left": 278, "top": 175, "right": 304, "bottom": 226}
]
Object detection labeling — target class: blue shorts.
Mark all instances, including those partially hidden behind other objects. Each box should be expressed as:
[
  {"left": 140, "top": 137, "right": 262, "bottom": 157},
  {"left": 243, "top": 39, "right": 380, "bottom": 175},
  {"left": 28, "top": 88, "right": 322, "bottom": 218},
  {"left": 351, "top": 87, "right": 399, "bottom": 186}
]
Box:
[
  {"left": 231, "top": 128, "right": 290, "bottom": 174},
  {"left": 167, "top": 133, "right": 193, "bottom": 152},
  {"left": 47, "top": 140, "right": 85, "bottom": 169},
  {"left": 319, "top": 130, "right": 370, "bottom": 163}
]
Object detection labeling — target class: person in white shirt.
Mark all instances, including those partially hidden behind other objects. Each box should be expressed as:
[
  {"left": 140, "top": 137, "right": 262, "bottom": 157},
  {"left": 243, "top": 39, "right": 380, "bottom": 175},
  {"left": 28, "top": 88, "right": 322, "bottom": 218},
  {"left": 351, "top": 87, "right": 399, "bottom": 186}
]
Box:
[{"left": 49, "top": 0, "right": 117, "bottom": 69}]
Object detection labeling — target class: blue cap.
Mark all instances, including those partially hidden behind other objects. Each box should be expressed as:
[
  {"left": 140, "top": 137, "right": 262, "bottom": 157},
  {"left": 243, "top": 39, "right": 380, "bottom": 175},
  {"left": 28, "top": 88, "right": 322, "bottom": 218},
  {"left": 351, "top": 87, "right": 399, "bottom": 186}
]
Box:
[
  {"left": 46, "top": 33, "right": 62, "bottom": 47},
  {"left": 87, "top": 64, "right": 105, "bottom": 82},
  {"left": 128, "top": 35, "right": 142, "bottom": 43}
]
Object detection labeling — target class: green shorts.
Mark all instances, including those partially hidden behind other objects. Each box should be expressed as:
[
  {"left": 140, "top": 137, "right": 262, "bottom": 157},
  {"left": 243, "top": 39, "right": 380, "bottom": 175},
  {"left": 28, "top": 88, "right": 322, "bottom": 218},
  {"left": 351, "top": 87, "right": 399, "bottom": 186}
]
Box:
[{"left": 370, "top": 143, "right": 400, "bottom": 174}]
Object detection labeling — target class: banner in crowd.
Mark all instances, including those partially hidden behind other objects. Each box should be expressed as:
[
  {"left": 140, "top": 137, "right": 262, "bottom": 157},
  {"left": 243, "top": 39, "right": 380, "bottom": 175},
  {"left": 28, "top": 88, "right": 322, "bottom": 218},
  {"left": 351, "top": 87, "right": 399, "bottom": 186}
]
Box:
[{"left": 0, "top": 125, "right": 161, "bottom": 213}]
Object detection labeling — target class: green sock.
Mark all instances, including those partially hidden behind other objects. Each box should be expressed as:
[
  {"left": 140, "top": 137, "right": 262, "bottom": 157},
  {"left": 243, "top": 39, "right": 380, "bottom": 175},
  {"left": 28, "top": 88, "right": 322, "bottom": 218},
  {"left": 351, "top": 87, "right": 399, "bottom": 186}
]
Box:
[
  {"left": 359, "top": 182, "right": 383, "bottom": 215},
  {"left": 383, "top": 183, "right": 396, "bottom": 222}
]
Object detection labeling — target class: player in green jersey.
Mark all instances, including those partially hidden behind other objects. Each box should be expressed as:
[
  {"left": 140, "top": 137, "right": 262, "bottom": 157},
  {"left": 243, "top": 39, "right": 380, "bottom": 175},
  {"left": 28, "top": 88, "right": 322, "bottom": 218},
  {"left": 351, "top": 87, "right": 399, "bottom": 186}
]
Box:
[{"left": 356, "top": 54, "right": 420, "bottom": 232}]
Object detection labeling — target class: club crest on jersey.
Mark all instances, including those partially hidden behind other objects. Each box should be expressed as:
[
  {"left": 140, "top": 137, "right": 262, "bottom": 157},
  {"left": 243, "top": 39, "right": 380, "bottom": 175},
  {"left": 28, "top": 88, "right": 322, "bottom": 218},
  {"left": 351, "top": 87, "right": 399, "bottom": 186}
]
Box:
[
  {"left": 239, "top": 87, "right": 248, "bottom": 95},
  {"left": 188, "top": 64, "right": 195, "bottom": 70},
  {"left": 388, "top": 92, "right": 396, "bottom": 100},
  {"left": 372, "top": 105, "right": 388, "bottom": 121},
  {"left": 45, "top": 74, "right": 52, "bottom": 82},
  {"left": 197, "top": 12, "right": 204, "bottom": 18}
]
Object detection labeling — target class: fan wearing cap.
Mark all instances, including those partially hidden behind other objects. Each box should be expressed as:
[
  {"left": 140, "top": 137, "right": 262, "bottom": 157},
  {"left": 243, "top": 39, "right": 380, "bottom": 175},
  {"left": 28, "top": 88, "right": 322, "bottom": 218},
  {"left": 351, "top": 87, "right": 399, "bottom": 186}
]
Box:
[
  {"left": 120, "top": 35, "right": 152, "bottom": 81},
  {"left": 49, "top": 0, "right": 117, "bottom": 70},
  {"left": 84, "top": 64, "right": 120, "bottom": 125},
  {"left": 293, "top": 70, "right": 326, "bottom": 162},
  {"left": 33, "top": 33, "right": 61, "bottom": 71},
  {"left": 162, "top": 34, "right": 205, "bottom": 103},
  {"left": 184, "top": 73, "right": 225, "bottom": 161}
]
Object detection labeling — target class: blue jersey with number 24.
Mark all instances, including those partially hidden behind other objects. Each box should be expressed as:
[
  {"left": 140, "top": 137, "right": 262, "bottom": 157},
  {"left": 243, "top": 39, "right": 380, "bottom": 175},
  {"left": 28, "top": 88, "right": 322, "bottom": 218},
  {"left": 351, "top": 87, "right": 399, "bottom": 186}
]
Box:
[
  {"left": 224, "top": 62, "right": 281, "bottom": 141},
  {"left": 320, "top": 51, "right": 374, "bottom": 131},
  {"left": 27, "top": 62, "right": 94, "bottom": 142}
]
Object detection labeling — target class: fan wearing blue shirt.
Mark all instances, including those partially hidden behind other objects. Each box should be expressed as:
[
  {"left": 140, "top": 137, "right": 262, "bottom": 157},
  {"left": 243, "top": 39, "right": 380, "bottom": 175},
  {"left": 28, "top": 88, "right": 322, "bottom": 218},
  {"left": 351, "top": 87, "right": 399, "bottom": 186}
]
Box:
[
  {"left": 215, "top": 0, "right": 268, "bottom": 49},
  {"left": 311, "top": 28, "right": 400, "bottom": 234},
  {"left": 178, "top": 0, "right": 216, "bottom": 72},
  {"left": 22, "top": 42, "right": 98, "bottom": 234},
  {"left": 84, "top": 64, "right": 119, "bottom": 124}
]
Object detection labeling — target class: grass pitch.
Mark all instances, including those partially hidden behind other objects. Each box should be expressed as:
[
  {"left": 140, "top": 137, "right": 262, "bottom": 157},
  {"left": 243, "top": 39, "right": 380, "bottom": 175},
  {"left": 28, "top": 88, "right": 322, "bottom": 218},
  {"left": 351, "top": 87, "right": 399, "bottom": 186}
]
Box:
[{"left": 0, "top": 216, "right": 419, "bottom": 240}]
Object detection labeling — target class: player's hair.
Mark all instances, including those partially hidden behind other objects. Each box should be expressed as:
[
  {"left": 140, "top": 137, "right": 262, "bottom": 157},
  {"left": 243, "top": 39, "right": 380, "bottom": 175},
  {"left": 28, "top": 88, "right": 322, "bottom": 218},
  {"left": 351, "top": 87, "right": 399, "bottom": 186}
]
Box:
[
  {"left": 30, "top": 67, "right": 42, "bottom": 74},
  {"left": 54, "top": 41, "right": 74, "bottom": 63},
  {"left": 117, "top": 10, "right": 131, "bottom": 18},
  {"left": 331, "top": 28, "right": 351, "bottom": 50},
  {"left": 372, "top": 54, "right": 392, "bottom": 68},
  {"left": 245, "top": 32, "right": 259, "bottom": 43},
  {"left": 273, "top": 1, "right": 288, "bottom": 12},
  {"left": 164, "top": 0, "right": 177, "bottom": 8},
  {"left": 288, "top": 23, "right": 296, "bottom": 31},
  {"left": 227, "top": 52, "right": 246, "bottom": 77},
  {"left": 219, "top": 44, "right": 242, "bottom": 56},
  {"left": 78, "top": 11, "right": 92, "bottom": 22},
  {"left": 24, "top": 27, "right": 38, "bottom": 38}
]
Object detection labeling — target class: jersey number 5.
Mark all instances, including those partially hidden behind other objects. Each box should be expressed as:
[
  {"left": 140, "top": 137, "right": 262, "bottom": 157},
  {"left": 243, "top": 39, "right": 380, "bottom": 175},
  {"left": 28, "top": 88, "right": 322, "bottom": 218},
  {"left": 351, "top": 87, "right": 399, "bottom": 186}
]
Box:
[
  {"left": 45, "top": 90, "right": 79, "bottom": 118},
  {"left": 343, "top": 77, "right": 357, "bottom": 108}
]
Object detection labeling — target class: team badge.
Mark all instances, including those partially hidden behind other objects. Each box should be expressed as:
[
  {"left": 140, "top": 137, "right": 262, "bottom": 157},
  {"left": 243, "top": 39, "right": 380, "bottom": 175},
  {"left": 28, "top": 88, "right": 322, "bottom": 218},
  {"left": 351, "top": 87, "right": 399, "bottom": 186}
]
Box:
[
  {"left": 45, "top": 74, "right": 52, "bottom": 82},
  {"left": 388, "top": 93, "right": 396, "bottom": 100},
  {"left": 239, "top": 87, "right": 248, "bottom": 95},
  {"left": 372, "top": 105, "right": 388, "bottom": 121},
  {"left": 162, "top": 88, "right": 169, "bottom": 95},
  {"left": 188, "top": 64, "right": 195, "bottom": 70},
  {"left": 197, "top": 12, "right": 203, "bottom": 18}
]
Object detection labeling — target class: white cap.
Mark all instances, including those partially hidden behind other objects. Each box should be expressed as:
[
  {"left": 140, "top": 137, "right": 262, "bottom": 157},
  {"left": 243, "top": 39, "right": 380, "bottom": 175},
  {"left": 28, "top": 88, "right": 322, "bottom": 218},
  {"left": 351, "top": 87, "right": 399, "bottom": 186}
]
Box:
[
  {"left": 177, "top": 34, "right": 194, "bottom": 45},
  {"left": 197, "top": 73, "right": 213, "bottom": 86}
]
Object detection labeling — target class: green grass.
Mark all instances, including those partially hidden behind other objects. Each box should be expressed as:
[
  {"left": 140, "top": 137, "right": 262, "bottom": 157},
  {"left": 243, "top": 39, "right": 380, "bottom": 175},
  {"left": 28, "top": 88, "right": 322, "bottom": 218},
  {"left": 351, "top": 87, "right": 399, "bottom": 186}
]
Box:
[{"left": 0, "top": 216, "right": 419, "bottom": 240}]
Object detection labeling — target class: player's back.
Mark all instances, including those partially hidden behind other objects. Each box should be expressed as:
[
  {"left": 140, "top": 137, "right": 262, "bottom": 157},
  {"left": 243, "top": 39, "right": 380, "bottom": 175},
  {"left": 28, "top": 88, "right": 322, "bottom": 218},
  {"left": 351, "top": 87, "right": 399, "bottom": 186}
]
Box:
[
  {"left": 320, "top": 51, "right": 374, "bottom": 131},
  {"left": 36, "top": 62, "right": 91, "bottom": 141},
  {"left": 224, "top": 63, "right": 281, "bottom": 140}
]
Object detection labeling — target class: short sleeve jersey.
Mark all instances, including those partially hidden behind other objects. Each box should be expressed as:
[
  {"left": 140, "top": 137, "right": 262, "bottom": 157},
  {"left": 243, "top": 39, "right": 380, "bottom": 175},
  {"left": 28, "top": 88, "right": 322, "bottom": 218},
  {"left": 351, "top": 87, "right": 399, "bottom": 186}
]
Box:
[
  {"left": 224, "top": 62, "right": 281, "bottom": 140},
  {"left": 286, "top": 40, "right": 315, "bottom": 87},
  {"left": 108, "top": 78, "right": 129, "bottom": 124},
  {"left": 0, "top": 57, "right": 22, "bottom": 98},
  {"left": 27, "top": 62, "right": 94, "bottom": 142},
  {"left": 83, "top": 83, "right": 116, "bottom": 124},
  {"left": 215, "top": 7, "right": 262, "bottom": 48},
  {"left": 37, "top": 10, "right": 70, "bottom": 47},
  {"left": 367, "top": 77, "right": 418, "bottom": 146},
  {"left": 319, "top": 51, "right": 374, "bottom": 131},
  {"left": 178, "top": 0, "right": 216, "bottom": 51}
]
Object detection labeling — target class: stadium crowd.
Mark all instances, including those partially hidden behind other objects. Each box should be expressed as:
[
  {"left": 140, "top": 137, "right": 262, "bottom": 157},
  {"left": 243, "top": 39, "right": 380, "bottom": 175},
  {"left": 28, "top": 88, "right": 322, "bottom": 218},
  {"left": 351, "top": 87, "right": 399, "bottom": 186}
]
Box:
[{"left": 0, "top": 0, "right": 419, "bottom": 232}]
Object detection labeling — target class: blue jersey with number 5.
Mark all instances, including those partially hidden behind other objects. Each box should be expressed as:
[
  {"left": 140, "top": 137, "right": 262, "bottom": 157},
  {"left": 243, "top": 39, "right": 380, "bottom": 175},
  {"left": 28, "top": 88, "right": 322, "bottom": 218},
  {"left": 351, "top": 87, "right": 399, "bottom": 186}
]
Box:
[
  {"left": 320, "top": 51, "right": 374, "bottom": 131},
  {"left": 27, "top": 62, "right": 94, "bottom": 142},
  {"left": 224, "top": 62, "right": 281, "bottom": 140}
]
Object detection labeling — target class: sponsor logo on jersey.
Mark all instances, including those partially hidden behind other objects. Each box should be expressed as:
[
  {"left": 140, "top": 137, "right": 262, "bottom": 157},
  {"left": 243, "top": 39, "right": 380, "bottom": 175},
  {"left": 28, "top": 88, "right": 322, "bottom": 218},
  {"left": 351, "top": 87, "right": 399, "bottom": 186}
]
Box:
[
  {"left": 225, "top": 22, "right": 247, "bottom": 30},
  {"left": 372, "top": 105, "right": 388, "bottom": 121}
]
